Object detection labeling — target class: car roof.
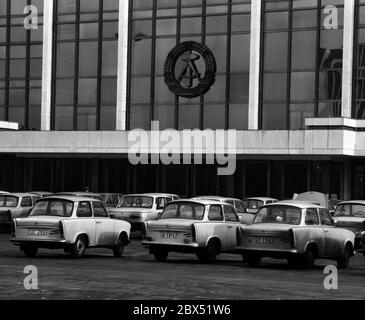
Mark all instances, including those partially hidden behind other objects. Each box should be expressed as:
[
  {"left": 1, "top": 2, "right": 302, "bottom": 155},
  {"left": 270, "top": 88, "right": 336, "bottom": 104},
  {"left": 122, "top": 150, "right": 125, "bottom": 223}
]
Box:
[
  {"left": 7, "top": 193, "right": 39, "bottom": 197},
  {"left": 38, "top": 195, "right": 101, "bottom": 202},
  {"left": 337, "top": 200, "right": 365, "bottom": 205},
  {"left": 143, "top": 193, "right": 179, "bottom": 197},
  {"left": 244, "top": 197, "right": 278, "bottom": 201},
  {"left": 265, "top": 200, "right": 325, "bottom": 209},
  {"left": 192, "top": 196, "right": 242, "bottom": 202},
  {"left": 122, "top": 193, "right": 177, "bottom": 198},
  {"left": 169, "top": 199, "right": 227, "bottom": 206},
  {"left": 54, "top": 192, "right": 102, "bottom": 197}
]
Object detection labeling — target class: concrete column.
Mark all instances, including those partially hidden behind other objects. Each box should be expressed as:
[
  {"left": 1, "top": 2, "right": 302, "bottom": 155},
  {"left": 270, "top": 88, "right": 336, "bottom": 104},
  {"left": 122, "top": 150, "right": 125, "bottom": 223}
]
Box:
[
  {"left": 116, "top": 0, "right": 129, "bottom": 131},
  {"left": 40, "top": 0, "right": 54, "bottom": 131},
  {"left": 342, "top": 0, "right": 355, "bottom": 118},
  {"left": 248, "top": 0, "right": 262, "bottom": 130},
  {"left": 343, "top": 160, "right": 352, "bottom": 200}
]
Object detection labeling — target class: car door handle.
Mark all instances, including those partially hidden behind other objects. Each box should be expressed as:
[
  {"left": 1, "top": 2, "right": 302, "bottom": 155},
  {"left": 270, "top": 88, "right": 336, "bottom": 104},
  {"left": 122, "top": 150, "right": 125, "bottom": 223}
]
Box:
[
  {"left": 96, "top": 221, "right": 102, "bottom": 224},
  {"left": 227, "top": 226, "right": 233, "bottom": 229},
  {"left": 324, "top": 229, "right": 329, "bottom": 233}
]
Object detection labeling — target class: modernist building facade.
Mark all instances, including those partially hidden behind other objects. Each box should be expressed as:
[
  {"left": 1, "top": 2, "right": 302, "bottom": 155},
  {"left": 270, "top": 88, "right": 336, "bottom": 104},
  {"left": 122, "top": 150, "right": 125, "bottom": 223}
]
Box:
[{"left": 0, "top": 0, "right": 365, "bottom": 200}]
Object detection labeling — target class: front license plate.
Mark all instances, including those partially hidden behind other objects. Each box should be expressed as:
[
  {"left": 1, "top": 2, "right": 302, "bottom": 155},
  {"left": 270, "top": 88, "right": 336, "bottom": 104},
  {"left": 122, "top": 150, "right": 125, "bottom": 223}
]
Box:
[
  {"left": 256, "top": 237, "right": 274, "bottom": 245},
  {"left": 28, "top": 229, "right": 48, "bottom": 236},
  {"left": 160, "top": 232, "right": 178, "bottom": 239}
]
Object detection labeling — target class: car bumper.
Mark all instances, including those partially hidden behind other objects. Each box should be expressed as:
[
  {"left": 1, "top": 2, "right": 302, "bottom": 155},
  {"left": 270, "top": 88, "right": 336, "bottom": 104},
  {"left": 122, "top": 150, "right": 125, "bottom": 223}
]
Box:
[
  {"left": 142, "top": 240, "right": 200, "bottom": 251},
  {"left": 11, "top": 238, "right": 69, "bottom": 249},
  {"left": 237, "top": 246, "right": 299, "bottom": 256}
]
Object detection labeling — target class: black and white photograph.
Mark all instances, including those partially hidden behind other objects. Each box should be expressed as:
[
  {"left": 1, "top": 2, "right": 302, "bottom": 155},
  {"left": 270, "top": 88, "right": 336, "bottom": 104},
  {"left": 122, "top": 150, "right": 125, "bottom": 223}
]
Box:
[{"left": 0, "top": 0, "right": 365, "bottom": 308}]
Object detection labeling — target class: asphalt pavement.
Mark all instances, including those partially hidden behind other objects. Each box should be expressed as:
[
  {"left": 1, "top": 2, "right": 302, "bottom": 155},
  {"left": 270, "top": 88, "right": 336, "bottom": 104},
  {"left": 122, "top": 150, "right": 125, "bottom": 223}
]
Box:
[{"left": 0, "top": 233, "right": 364, "bottom": 300}]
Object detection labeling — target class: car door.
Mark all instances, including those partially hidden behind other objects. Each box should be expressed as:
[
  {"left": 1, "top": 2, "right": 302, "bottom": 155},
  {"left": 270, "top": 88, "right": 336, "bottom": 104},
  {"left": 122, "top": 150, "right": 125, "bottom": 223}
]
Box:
[
  {"left": 75, "top": 201, "right": 96, "bottom": 246},
  {"left": 319, "top": 208, "right": 342, "bottom": 258},
  {"left": 223, "top": 205, "right": 241, "bottom": 250},
  {"left": 304, "top": 208, "right": 325, "bottom": 256},
  {"left": 93, "top": 201, "right": 115, "bottom": 246}
]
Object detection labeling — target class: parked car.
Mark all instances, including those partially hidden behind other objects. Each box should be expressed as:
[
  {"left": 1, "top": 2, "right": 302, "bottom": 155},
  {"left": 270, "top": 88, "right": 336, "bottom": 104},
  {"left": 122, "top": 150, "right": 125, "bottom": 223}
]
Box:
[
  {"left": 333, "top": 201, "right": 365, "bottom": 250},
  {"left": 100, "top": 193, "right": 124, "bottom": 208},
  {"left": 236, "top": 200, "right": 355, "bottom": 269},
  {"left": 109, "top": 193, "right": 179, "bottom": 231},
  {"left": 30, "top": 191, "right": 53, "bottom": 198},
  {"left": 0, "top": 193, "right": 40, "bottom": 229},
  {"left": 11, "top": 196, "right": 131, "bottom": 258},
  {"left": 53, "top": 192, "right": 104, "bottom": 202},
  {"left": 142, "top": 199, "right": 242, "bottom": 263},
  {"left": 243, "top": 197, "right": 278, "bottom": 214},
  {"left": 191, "top": 196, "right": 251, "bottom": 224}
]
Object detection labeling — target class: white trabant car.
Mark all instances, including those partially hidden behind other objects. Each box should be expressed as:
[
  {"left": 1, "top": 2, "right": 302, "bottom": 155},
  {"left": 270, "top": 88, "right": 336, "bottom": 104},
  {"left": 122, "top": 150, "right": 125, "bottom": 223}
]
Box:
[
  {"left": 243, "top": 197, "right": 279, "bottom": 214},
  {"left": 11, "top": 196, "right": 131, "bottom": 258},
  {"left": 142, "top": 199, "right": 242, "bottom": 263},
  {"left": 236, "top": 201, "right": 355, "bottom": 269},
  {"left": 108, "top": 193, "right": 179, "bottom": 231},
  {"left": 333, "top": 201, "right": 365, "bottom": 250},
  {"left": 191, "top": 196, "right": 250, "bottom": 224}
]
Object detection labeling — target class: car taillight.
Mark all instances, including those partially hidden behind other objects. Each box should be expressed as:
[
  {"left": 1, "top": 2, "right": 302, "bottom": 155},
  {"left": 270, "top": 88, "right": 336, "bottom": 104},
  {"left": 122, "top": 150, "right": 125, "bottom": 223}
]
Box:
[
  {"left": 191, "top": 224, "right": 196, "bottom": 242},
  {"left": 289, "top": 229, "right": 295, "bottom": 248},
  {"left": 141, "top": 222, "right": 147, "bottom": 237},
  {"left": 236, "top": 227, "right": 242, "bottom": 246}
]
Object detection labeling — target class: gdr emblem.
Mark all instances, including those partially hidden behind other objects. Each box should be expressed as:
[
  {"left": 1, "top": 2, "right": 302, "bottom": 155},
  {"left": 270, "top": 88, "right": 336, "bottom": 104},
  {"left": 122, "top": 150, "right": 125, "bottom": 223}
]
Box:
[{"left": 164, "top": 41, "right": 216, "bottom": 98}]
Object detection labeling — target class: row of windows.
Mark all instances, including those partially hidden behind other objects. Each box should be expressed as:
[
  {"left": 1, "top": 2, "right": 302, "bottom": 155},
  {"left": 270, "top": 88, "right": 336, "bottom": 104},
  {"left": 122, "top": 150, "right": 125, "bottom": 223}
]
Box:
[{"left": 0, "top": 0, "right": 43, "bottom": 130}]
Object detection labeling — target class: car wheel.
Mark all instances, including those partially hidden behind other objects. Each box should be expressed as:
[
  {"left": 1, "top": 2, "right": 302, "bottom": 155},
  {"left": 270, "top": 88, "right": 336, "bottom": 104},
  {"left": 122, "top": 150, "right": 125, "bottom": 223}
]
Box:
[
  {"left": 153, "top": 249, "right": 168, "bottom": 262},
  {"left": 113, "top": 234, "right": 125, "bottom": 257},
  {"left": 337, "top": 244, "right": 352, "bottom": 269},
  {"left": 244, "top": 254, "right": 261, "bottom": 268},
  {"left": 70, "top": 235, "right": 87, "bottom": 258},
  {"left": 22, "top": 245, "right": 38, "bottom": 258},
  {"left": 196, "top": 243, "right": 218, "bottom": 264},
  {"left": 301, "top": 247, "right": 315, "bottom": 269}
]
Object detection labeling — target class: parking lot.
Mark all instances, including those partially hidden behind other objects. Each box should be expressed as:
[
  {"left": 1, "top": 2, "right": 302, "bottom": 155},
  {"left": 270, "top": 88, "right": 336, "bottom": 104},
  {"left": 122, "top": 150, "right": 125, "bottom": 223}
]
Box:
[{"left": 0, "top": 233, "right": 364, "bottom": 300}]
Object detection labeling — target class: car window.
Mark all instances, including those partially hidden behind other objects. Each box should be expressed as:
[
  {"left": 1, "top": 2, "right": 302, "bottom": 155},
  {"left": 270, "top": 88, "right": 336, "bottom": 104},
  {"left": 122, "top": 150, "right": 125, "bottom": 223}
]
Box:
[
  {"left": 160, "top": 202, "right": 205, "bottom": 220},
  {"left": 0, "top": 196, "right": 19, "bottom": 207},
  {"left": 223, "top": 205, "right": 239, "bottom": 222},
  {"left": 305, "top": 209, "right": 319, "bottom": 226},
  {"left": 93, "top": 201, "right": 108, "bottom": 217},
  {"left": 254, "top": 206, "right": 302, "bottom": 225},
  {"left": 234, "top": 201, "right": 245, "bottom": 213},
  {"left": 21, "top": 197, "right": 32, "bottom": 207},
  {"left": 156, "top": 197, "right": 168, "bottom": 210},
  {"left": 208, "top": 205, "right": 224, "bottom": 221},
  {"left": 319, "top": 209, "right": 333, "bottom": 226},
  {"left": 31, "top": 200, "right": 74, "bottom": 217},
  {"left": 77, "top": 201, "right": 92, "bottom": 218}
]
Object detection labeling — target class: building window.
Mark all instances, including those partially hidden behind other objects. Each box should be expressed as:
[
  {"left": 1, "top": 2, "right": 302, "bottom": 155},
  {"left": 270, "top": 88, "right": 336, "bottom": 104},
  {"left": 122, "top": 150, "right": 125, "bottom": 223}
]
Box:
[
  {"left": 128, "top": 0, "right": 251, "bottom": 130},
  {"left": 261, "top": 0, "right": 344, "bottom": 130},
  {"left": 52, "top": 0, "right": 119, "bottom": 131},
  {"left": 354, "top": 0, "right": 365, "bottom": 119},
  {"left": 0, "top": 0, "right": 43, "bottom": 130}
]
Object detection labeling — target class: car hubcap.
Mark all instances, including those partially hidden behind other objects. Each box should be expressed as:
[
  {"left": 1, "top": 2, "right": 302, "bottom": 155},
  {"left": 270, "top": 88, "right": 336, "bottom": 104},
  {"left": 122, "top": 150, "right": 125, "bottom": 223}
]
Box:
[{"left": 77, "top": 240, "right": 85, "bottom": 253}]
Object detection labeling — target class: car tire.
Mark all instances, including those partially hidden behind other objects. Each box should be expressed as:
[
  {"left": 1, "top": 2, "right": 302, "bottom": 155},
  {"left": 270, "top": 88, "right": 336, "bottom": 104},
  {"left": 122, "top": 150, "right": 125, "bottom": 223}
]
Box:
[
  {"left": 153, "top": 249, "right": 168, "bottom": 262},
  {"left": 196, "top": 243, "right": 218, "bottom": 264},
  {"left": 22, "top": 245, "right": 38, "bottom": 258},
  {"left": 113, "top": 234, "right": 125, "bottom": 257},
  {"left": 244, "top": 254, "right": 261, "bottom": 268},
  {"left": 300, "top": 247, "right": 315, "bottom": 269},
  {"left": 337, "top": 244, "right": 352, "bottom": 269},
  {"left": 70, "top": 235, "right": 87, "bottom": 258}
]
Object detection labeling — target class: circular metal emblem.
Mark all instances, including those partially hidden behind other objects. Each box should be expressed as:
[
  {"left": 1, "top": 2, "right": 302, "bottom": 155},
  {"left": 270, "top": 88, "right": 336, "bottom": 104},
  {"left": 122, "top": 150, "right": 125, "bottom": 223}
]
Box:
[{"left": 164, "top": 41, "right": 217, "bottom": 98}]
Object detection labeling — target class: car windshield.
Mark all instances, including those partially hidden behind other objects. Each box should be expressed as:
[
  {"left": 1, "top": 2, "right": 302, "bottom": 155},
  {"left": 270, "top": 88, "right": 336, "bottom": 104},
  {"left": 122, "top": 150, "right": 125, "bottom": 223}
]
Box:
[
  {"left": 118, "top": 196, "right": 153, "bottom": 209},
  {"left": 0, "top": 196, "right": 19, "bottom": 207},
  {"left": 254, "top": 206, "right": 302, "bottom": 225},
  {"left": 30, "top": 200, "right": 74, "bottom": 217},
  {"left": 160, "top": 202, "right": 205, "bottom": 220},
  {"left": 243, "top": 199, "right": 264, "bottom": 210},
  {"left": 334, "top": 204, "right": 365, "bottom": 218}
]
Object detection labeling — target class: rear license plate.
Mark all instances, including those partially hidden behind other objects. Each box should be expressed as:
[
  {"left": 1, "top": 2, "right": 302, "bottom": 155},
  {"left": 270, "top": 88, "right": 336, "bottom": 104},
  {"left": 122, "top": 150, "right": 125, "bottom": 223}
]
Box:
[
  {"left": 256, "top": 237, "right": 274, "bottom": 245},
  {"left": 160, "top": 232, "right": 178, "bottom": 239},
  {"left": 28, "top": 229, "right": 48, "bottom": 236}
]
